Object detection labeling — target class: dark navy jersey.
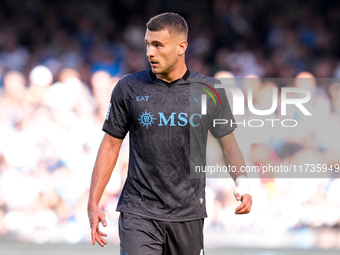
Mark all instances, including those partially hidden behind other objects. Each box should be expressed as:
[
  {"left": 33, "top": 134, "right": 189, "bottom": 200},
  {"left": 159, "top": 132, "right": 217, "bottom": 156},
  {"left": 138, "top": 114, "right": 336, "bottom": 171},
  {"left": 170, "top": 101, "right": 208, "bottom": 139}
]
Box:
[{"left": 103, "top": 69, "right": 236, "bottom": 221}]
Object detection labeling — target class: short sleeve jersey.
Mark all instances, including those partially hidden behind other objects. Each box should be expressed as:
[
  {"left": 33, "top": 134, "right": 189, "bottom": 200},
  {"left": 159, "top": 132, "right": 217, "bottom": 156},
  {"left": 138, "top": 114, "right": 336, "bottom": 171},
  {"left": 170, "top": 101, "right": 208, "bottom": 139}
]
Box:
[{"left": 103, "top": 69, "right": 236, "bottom": 221}]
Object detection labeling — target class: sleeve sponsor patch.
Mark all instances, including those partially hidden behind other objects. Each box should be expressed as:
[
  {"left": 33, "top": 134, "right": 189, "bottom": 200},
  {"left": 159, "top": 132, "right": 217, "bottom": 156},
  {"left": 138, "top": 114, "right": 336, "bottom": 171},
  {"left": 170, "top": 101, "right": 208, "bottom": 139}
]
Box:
[{"left": 106, "top": 103, "right": 111, "bottom": 120}]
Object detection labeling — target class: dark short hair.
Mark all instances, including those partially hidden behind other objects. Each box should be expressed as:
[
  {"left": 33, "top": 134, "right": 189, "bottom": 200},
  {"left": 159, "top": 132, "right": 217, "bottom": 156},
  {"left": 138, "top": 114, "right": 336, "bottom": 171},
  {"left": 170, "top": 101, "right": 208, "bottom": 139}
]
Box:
[{"left": 146, "top": 12, "right": 188, "bottom": 39}]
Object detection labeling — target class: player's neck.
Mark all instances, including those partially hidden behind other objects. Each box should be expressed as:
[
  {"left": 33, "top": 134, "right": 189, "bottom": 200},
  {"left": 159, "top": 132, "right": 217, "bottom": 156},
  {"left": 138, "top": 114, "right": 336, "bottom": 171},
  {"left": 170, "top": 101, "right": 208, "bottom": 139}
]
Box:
[{"left": 156, "top": 62, "right": 187, "bottom": 83}]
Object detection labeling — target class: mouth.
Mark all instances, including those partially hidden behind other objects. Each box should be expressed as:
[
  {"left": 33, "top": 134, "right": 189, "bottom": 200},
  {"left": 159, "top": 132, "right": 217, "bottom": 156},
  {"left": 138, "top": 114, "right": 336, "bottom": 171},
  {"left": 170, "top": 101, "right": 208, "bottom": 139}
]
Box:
[{"left": 150, "top": 61, "right": 159, "bottom": 67}]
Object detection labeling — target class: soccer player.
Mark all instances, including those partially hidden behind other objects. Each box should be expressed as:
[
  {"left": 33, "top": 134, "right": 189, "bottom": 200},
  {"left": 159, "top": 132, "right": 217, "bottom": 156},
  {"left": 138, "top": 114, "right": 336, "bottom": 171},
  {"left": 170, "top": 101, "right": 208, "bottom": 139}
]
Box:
[{"left": 88, "top": 12, "right": 252, "bottom": 255}]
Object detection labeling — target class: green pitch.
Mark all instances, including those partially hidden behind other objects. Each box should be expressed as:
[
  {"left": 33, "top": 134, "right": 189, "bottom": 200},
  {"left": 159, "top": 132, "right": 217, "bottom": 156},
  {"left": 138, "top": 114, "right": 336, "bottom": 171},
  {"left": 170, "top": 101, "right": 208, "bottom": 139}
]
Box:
[{"left": 0, "top": 243, "right": 339, "bottom": 255}]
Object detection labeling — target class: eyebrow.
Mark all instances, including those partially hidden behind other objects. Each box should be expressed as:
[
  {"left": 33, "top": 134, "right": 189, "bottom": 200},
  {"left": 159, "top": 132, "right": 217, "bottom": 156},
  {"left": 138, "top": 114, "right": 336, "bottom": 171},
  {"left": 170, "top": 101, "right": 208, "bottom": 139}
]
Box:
[{"left": 144, "top": 39, "right": 164, "bottom": 45}]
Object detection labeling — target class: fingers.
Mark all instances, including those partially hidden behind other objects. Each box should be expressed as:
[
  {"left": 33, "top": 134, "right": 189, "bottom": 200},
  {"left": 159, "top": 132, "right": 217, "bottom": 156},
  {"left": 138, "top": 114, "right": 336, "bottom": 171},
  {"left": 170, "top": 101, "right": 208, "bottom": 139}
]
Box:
[
  {"left": 91, "top": 219, "right": 99, "bottom": 245},
  {"left": 99, "top": 229, "right": 107, "bottom": 237},
  {"left": 235, "top": 204, "right": 250, "bottom": 214},
  {"left": 95, "top": 229, "right": 107, "bottom": 247},
  {"left": 95, "top": 235, "right": 105, "bottom": 247},
  {"left": 90, "top": 209, "right": 108, "bottom": 246},
  {"left": 92, "top": 223, "right": 108, "bottom": 247},
  {"left": 235, "top": 193, "right": 241, "bottom": 201},
  {"left": 96, "top": 213, "right": 107, "bottom": 246},
  {"left": 235, "top": 194, "right": 252, "bottom": 215}
]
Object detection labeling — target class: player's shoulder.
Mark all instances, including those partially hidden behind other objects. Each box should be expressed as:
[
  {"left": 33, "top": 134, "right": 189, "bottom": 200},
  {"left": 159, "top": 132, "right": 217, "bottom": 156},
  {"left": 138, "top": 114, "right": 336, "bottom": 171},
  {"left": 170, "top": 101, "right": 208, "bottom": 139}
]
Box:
[
  {"left": 118, "top": 69, "right": 151, "bottom": 85},
  {"left": 113, "top": 69, "right": 152, "bottom": 95}
]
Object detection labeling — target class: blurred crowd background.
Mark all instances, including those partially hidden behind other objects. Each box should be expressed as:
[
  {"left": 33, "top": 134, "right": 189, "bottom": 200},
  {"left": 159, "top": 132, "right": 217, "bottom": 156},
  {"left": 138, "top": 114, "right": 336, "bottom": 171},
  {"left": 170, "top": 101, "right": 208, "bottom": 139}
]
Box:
[{"left": 1, "top": 0, "right": 340, "bottom": 249}]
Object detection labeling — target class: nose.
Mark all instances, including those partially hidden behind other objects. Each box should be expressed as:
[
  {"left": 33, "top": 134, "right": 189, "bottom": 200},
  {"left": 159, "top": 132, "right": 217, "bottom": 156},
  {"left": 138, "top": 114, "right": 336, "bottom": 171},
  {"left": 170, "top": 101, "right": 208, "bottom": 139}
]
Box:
[{"left": 146, "top": 45, "right": 155, "bottom": 58}]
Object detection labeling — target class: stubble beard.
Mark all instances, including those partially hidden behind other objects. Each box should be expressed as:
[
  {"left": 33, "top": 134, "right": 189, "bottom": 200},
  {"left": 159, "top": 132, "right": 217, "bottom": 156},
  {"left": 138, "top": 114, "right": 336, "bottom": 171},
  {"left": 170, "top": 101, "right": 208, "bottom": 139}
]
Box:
[{"left": 152, "top": 58, "right": 177, "bottom": 76}]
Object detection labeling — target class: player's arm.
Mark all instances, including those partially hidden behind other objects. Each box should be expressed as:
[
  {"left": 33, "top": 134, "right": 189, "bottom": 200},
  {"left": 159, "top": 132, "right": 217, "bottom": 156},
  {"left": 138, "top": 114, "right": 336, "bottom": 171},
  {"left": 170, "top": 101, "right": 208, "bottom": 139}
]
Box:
[
  {"left": 217, "top": 132, "right": 252, "bottom": 215},
  {"left": 88, "top": 133, "right": 123, "bottom": 247}
]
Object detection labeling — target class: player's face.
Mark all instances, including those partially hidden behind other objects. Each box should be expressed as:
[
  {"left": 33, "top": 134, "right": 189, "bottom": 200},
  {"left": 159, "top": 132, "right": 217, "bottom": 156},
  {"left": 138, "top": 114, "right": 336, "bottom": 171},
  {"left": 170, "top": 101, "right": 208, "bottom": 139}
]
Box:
[{"left": 145, "top": 29, "right": 179, "bottom": 75}]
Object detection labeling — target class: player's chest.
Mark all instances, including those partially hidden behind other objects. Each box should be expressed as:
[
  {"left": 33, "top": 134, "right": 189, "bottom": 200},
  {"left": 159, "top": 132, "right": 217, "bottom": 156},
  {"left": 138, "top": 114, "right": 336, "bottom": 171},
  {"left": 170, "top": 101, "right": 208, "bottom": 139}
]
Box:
[{"left": 126, "top": 84, "right": 214, "bottom": 130}]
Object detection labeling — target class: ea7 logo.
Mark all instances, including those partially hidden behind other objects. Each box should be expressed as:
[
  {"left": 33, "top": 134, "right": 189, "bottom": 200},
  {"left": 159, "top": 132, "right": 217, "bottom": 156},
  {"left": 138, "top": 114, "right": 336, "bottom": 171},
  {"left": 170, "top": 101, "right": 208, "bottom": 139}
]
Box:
[{"left": 136, "top": 96, "right": 149, "bottom": 101}]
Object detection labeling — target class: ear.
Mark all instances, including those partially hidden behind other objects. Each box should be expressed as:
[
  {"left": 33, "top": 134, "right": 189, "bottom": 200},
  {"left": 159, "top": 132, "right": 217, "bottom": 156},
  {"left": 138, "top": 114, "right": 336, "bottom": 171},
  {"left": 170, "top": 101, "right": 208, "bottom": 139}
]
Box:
[{"left": 177, "top": 40, "right": 188, "bottom": 56}]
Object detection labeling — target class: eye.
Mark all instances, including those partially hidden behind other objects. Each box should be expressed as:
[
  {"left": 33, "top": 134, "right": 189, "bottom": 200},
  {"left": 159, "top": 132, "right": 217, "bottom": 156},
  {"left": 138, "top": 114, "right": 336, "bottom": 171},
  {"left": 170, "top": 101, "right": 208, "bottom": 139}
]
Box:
[{"left": 155, "top": 44, "right": 162, "bottom": 47}]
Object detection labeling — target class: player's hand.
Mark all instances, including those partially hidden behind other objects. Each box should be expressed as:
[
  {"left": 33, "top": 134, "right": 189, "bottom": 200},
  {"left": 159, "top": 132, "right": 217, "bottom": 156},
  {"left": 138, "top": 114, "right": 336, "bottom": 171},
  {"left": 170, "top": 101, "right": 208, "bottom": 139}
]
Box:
[
  {"left": 234, "top": 193, "right": 252, "bottom": 215},
  {"left": 88, "top": 205, "right": 108, "bottom": 247}
]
